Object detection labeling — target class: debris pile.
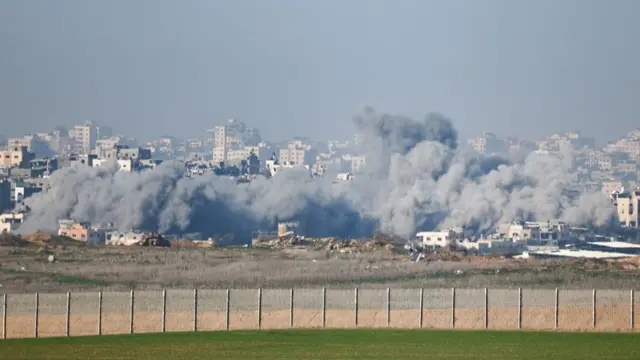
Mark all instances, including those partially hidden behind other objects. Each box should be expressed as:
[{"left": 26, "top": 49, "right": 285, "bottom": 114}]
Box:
[
  {"left": 251, "top": 234, "right": 401, "bottom": 253},
  {"left": 171, "top": 239, "right": 216, "bottom": 248}
]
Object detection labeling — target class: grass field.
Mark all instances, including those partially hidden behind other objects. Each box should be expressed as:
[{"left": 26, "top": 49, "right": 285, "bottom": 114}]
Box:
[{"left": 2, "top": 329, "right": 639, "bottom": 359}]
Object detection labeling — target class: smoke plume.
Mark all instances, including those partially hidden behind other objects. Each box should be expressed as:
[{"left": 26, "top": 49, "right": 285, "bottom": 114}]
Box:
[{"left": 18, "top": 107, "right": 616, "bottom": 241}]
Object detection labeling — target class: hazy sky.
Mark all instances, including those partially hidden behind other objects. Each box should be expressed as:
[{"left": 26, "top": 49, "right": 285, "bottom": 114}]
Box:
[{"left": 1, "top": 0, "right": 639, "bottom": 143}]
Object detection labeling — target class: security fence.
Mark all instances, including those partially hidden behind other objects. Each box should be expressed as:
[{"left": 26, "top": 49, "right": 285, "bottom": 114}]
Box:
[{"left": 1, "top": 288, "right": 638, "bottom": 339}]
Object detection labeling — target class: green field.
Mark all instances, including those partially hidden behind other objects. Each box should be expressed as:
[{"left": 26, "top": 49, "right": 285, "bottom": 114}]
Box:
[{"left": 2, "top": 329, "right": 639, "bottom": 360}]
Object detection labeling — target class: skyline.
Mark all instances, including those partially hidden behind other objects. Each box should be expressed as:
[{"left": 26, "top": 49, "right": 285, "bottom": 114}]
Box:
[{"left": 2, "top": 0, "right": 640, "bottom": 143}]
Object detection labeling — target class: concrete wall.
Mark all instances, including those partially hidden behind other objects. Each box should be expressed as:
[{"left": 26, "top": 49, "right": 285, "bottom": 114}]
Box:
[{"left": 1, "top": 288, "right": 638, "bottom": 339}]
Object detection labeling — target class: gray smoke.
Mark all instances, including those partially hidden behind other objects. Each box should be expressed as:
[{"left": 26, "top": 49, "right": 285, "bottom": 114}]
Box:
[{"left": 18, "top": 107, "right": 616, "bottom": 241}]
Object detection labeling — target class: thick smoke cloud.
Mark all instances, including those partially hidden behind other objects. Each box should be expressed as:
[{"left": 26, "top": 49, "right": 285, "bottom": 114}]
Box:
[{"left": 18, "top": 107, "right": 616, "bottom": 241}]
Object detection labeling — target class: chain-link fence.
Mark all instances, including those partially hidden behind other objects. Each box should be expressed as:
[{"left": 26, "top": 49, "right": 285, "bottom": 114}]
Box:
[{"left": 1, "top": 288, "right": 638, "bottom": 339}]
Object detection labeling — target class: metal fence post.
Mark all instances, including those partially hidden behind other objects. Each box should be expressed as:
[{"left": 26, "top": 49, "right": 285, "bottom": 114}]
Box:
[
  {"left": 65, "top": 292, "right": 71, "bottom": 337},
  {"left": 129, "top": 290, "right": 135, "bottom": 335},
  {"left": 321, "top": 288, "right": 326, "bottom": 328},
  {"left": 419, "top": 288, "right": 424, "bottom": 328},
  {"left": 451, "top": 288, "right": 456, "bottom": 329},
  {"left": 289, "top": 288, "right": 294, "bottom": 328},
  {"left": 225, "top": 289, "right": 230, "bottom": 331},
  {"left": 2, "top": 294, "right": 6, "bottom": 340},
  {"left": 98, "top": 291, "right": 103, "bottom": 336},
  {"left": 257, "top": 288, "right": 262, "bottom": 330},
  {"left": 592, "top": 289, "right": 596, "bottom": 329},
  {"left": 34, "top": 292, "right": 39, "bottom": 338},
  {"left": 193, "top": 289, "right": 198, "bottom": 332},
  {"left": 386, "top": 288, "right": 391, "bottom": 327},
  {"left": 517, "top": 288, "right": 522, "bottom": 330},
  {"left": 161, "top": 289, "right": 167, "bottom": 333},
  {"left": 630, "top": 290, "right": 635, "bottom": 330},
  {"left": 484, "top": 288, "right": 488, "bottom": 330},
  {"left": 554, "top": 288, "right": 559, "bottom": 330},
  {"left": 354, "top": 288, "right": 359, "bottom": 328}
]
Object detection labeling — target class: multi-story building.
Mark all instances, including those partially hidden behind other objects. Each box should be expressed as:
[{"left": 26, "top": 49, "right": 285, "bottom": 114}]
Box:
[
  {"left": 70, "top": 121, "right": 97, "bottom": 154},
  {"left": 279, "top": 141, "right": 317, "bottom": 166},
  {"left": 601, "top": 180, "right": 623, "bottom": 195},
  {"left": 212, "top": 119, "right": 262, "bottom": 164},
  {"left": 614, "top": 138, "right": 640, "bottom": 159},
  {"left": 612, "top": 189, "right": 640, "bottom": 228},
  {"left": 57, "top": 220, "right": 106, "bottom": 243},
  {"left": 7, "top": 136, "right": 33, "bottom": 151},
  {"left": 0, "top": 146, "right": 35, "bottom": 168}
]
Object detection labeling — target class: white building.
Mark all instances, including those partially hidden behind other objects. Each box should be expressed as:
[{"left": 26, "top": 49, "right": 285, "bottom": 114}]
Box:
[
  {"left": 0, "top": 212, "right": 25, "bottom": 233},
  {"left": 265, "top": 159, "right": 310, "bottom": 177},
  {"left": 416, "top": 229, "right": 464, "bottom": 248}
]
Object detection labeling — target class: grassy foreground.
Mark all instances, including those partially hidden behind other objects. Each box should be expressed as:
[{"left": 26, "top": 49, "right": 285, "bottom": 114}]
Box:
[{"left": 1, "top": 329, "right": 639, "bottom": 360}]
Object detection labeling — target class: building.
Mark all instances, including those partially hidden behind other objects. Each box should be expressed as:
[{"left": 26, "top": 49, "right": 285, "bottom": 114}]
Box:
[
  {"left": 55, "top": 154, "right": 98, "bottom": 169},
  {"left": 497, "top": 221, "right": 571, "bottom": 243},
  {"left": 29, "top": 157, "right": 57, "bottom": 177},
  {"left": 94, "top": 137, "right": 122, "bottom": 158},
  {"left": 415, "top": 229, "right": 465, "bottom": 248},
  {"left": 139, "top": 159, "right": 163, "bottom": 170},
  {"left": 279, "top": 141, "right": 317, "bottom": 166},
  {"left": 612, "top": 189, "right": 640, "bottom": 228},
  {"left": 70, "top": 121, "right": 97, "bottom": 154},
  {"left": 105, "top": 231, "right": 170, "bottom": 246},
  {"left": 7, "top": 136, "right": 32, "bottom": 151},
  {"left": 0, "top": 146, "right": 35, "bottom": 168},
  {"left": 0, "top": 212, "right": 25, "bottom": 233},
  {"left": 0, "top": 180, "right": 11, "bottom": 213},
  {"left": 601, "top": 180, "right": 623, "bottom": 195},
  {"left": 12, "top": 182, "right": 42, "bottom": 204},
  {"left": 118, "top": 147, "right": 151, "bottom": 161},
  {"left": 211, "top": 119, "right": 261, "bottom": 163},
  {"left": 277, "top": 221, "right": 299, "bottom": 238},
  {"left": 117, "top": 159, "right": 135, "bottom": 172},
  {"left": 350, "top": 156, "right": 367, "bottom": 173},
  {"left": 468, "top": 133, "right": 507, "bottom": 154},
  {"left": 57, "top": 220, "right": 105, "bottom": 243},
  {"left": 265, "top": 158, "right": 310, "bottom": 177}
]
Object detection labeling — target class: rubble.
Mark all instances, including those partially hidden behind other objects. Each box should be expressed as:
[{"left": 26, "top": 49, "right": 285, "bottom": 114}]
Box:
[{"left": 251, "top": 233, "right": 402, "bottom": 253}]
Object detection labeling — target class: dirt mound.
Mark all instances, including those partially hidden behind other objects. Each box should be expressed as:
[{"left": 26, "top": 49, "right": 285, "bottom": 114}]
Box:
[{"left": 23, "top": 232, "right": 86, "bottom": 247}]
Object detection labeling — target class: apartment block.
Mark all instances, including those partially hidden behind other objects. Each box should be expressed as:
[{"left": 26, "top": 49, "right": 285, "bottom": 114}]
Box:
[
  {"left": 279, "top": 142, "right": 317, "bottom": 166},
  {"left": 0, "top": 146, "right": 35, "bottom": 168},
  {"left": 70, "top": 121, "right": 97, "bottom": 154}
]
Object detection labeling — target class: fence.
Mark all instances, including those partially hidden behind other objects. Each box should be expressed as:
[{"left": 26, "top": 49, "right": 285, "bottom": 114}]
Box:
[{"left": 1, "top": 288, "right": 638, "bottom": 339}]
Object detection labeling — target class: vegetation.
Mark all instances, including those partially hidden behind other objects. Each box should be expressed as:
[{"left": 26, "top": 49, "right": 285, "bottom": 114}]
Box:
[{"left": 2, "top": 329, "right": 639, "bottom": 360}]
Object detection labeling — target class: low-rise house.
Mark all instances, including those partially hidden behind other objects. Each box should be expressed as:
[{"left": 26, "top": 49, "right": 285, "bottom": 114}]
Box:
[
  {"left": 416, "top": 229, "right": 465, "bottom": 248},
  {"left": 57, "top": 219, "right": 105, "bottom": 243},
  {"left": 105, "top": 231, "right": 170, "bottom": 247}
]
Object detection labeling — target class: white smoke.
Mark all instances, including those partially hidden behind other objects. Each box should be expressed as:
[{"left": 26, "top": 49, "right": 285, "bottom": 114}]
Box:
[{"left": 18, "top": 107, "right": 616, "bottom": 241}]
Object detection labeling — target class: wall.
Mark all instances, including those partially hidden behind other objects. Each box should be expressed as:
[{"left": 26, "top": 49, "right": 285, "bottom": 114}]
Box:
[{"left": 1, "top": 287, "right": 638, "bottom": 339}]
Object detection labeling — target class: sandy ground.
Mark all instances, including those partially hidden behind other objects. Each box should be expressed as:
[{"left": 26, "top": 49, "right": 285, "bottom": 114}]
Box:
[
  {"left": 2, "top": 245, "right": 640, "bottom": 294},
  {"left": 3, "top": 305, "right": 638, "bottom": 339}
]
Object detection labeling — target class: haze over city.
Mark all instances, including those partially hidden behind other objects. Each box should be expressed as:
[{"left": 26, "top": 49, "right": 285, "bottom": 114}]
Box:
[
  {"left": 4, "top": 3, "right": 640, "bottom": 355},
  {"left": 2, "top": 0, "right": 640, "bottom": 142}
]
